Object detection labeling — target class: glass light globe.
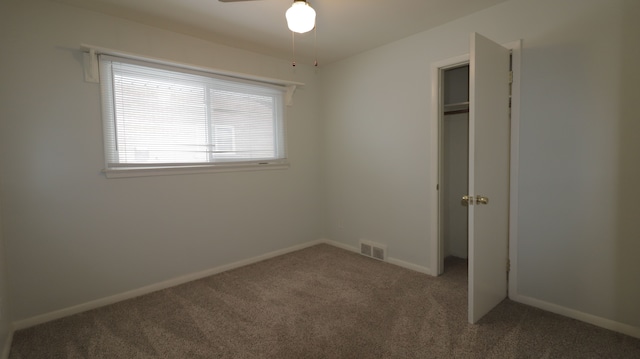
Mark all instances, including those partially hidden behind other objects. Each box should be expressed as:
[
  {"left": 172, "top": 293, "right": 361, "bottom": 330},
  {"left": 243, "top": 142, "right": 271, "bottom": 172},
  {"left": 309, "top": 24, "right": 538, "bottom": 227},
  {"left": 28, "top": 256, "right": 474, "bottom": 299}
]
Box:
[{"left": 285, "top": 1, "right": 316, "bottom": 34}]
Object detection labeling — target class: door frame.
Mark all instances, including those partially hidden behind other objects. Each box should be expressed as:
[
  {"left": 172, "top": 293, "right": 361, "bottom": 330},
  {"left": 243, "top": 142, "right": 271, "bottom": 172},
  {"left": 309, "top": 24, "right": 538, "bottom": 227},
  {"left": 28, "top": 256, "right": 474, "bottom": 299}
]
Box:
[{"left": 429, "top": 39, "right": 521, "bottom": 299}]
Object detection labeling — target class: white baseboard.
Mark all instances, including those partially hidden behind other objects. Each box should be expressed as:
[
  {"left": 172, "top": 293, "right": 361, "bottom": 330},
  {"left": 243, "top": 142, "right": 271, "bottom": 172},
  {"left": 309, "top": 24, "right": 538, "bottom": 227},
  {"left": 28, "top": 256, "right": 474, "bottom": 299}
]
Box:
[
  {"left": 322, "top": 239, "right": 356, "bottom": 252},
  {"left": 387, "top": 257, "right": 432, "bottom": 275},
  {"left": 13, "top": 239, "right": 324, "bottom": 331},
  {"left": 1, "top": 330, "right": 13, "bottom": 359},
  {"left": 510, "top": 293, "right": 640, "bottom": 339},
  {"left": 321, "top": 239, "right": 432, "bottom": 275}
]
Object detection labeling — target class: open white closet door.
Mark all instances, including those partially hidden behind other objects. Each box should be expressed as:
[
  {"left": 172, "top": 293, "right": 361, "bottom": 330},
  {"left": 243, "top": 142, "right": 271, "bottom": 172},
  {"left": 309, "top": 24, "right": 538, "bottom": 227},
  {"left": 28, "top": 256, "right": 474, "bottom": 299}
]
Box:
[{"left": 467, "top": 32, "right": 511, "bottom": 324}]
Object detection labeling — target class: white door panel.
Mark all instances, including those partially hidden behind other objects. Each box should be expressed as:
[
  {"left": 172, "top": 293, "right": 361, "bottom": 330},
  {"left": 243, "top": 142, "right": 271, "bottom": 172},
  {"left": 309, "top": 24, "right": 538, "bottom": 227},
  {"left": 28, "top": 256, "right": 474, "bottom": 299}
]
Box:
[{"left": 468, "top": 32, "right": 511, "bottom": 324}]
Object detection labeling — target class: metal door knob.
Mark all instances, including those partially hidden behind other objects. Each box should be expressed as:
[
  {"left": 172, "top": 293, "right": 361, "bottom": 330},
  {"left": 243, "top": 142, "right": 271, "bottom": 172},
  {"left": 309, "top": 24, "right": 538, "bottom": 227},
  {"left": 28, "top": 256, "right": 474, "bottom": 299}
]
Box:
[
  {"left": 476, "top": 195, "right": 489, "bottom": 205},
  {"left": 461, "top": 195, "right": 473, "bottom": 206}
]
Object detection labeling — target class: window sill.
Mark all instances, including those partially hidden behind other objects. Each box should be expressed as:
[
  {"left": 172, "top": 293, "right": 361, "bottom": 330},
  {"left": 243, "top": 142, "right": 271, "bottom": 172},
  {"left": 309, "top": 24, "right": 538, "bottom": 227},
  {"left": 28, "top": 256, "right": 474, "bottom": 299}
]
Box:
[{"left": 102, "top": 162, "right": 289, "bottom": 179}]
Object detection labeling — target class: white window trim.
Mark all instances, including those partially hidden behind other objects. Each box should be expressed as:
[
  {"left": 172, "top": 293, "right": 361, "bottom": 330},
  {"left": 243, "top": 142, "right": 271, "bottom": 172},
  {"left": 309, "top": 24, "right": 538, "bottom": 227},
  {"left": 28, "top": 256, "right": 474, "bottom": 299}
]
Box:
[
  {"left": 102, "top": 161, "right": 290, "bottom": 179},
  {"left": 83, "top": 44, "right": 302, "bottom": 178}
]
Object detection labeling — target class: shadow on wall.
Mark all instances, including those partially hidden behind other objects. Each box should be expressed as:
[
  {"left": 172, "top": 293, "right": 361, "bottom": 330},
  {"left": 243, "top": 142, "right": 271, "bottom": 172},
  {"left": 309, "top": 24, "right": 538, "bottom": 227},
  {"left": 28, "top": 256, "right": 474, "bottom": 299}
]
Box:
[{"left": 615, "top": 0, "right": 640, "bottom": 330}]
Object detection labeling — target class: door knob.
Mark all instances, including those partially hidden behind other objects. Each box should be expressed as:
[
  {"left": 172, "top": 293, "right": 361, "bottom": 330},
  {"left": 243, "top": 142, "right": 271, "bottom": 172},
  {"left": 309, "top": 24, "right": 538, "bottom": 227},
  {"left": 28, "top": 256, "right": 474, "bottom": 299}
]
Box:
[
  {"left": 476, "top": 195, "right": 489, "bottom": 205},
  {"left": 461, "top": 195, "right": 473, "bottom": 206}
]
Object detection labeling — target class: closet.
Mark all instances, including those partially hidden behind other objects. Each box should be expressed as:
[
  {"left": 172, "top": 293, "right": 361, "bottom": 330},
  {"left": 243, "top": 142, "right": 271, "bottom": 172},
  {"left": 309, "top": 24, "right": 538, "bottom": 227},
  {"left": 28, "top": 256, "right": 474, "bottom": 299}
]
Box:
[{"left": 441, "top": 65, "right": 469, "bottom": 272}]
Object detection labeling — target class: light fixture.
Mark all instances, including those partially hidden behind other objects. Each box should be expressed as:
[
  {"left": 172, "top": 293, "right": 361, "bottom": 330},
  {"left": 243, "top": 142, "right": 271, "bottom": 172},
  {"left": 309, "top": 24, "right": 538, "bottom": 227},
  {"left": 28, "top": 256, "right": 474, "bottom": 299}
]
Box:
[{"left": 286, "top": 0, "right": 316, "bottom": 34}]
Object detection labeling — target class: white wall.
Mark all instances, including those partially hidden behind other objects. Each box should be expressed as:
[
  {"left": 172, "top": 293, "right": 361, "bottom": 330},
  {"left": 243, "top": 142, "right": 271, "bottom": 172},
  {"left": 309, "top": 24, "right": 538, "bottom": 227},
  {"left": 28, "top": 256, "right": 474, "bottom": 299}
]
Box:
[
  {"left": 321, "top": 0, "right": 640, "bottom": 331},
  {"left": 0, "top": 0, "right": 322, "bottom": 322}
]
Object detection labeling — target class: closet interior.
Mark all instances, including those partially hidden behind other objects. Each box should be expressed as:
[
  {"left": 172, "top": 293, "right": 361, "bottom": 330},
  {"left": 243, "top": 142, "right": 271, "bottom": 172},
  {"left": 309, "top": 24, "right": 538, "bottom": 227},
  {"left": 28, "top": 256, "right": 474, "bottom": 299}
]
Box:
[{"left": 441, "top": 64, "right": 470, "bottom": 273}]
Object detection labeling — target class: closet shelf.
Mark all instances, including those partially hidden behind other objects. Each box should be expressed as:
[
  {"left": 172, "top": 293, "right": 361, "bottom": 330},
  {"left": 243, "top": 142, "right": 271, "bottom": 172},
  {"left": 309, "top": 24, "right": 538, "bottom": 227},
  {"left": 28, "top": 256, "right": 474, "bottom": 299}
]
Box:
[{"left": 444, "top": 101, "right": 469, "bottom": 114}]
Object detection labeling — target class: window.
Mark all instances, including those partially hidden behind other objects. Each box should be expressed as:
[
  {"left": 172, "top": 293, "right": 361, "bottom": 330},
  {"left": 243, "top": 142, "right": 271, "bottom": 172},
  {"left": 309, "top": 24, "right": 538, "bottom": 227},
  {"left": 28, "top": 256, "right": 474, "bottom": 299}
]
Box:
[{"left": 99, "top": 55, "right": 287, "bottom": 176}]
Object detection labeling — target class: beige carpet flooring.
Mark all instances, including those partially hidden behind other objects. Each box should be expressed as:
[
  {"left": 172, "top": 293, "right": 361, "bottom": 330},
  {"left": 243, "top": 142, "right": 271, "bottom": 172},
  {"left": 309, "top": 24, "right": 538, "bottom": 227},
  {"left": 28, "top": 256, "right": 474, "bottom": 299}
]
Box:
[{"left": 9, "top": 244, "right": 640, "bottom": 358}]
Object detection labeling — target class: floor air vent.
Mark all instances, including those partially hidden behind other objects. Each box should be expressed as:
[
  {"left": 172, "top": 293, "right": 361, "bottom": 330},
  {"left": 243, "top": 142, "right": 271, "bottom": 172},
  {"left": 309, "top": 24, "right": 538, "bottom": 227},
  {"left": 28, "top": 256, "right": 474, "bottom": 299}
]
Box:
[
  {"left": 360, "top": 242, "right": 373, "bottom": 257},
  {"left": 359, "top": 240, "right": 387, "bottom": 261}
]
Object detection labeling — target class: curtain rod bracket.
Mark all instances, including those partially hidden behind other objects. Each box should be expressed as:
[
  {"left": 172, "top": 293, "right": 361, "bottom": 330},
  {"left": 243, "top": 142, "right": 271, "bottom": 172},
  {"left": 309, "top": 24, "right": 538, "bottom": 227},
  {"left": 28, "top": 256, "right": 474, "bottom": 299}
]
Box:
[
  {"left": 83, "top": 48, "right": 99, "bottom": 83},
  {"left": 285, "top": 85, "right": 297, "bottom": 107}
]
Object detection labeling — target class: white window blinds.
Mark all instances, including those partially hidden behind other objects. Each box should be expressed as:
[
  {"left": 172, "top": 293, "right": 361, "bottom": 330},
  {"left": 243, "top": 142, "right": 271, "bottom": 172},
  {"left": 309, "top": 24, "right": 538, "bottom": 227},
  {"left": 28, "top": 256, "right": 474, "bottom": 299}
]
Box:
[{"left": 99, "top": 55, "right": 287, "bottom": 169}]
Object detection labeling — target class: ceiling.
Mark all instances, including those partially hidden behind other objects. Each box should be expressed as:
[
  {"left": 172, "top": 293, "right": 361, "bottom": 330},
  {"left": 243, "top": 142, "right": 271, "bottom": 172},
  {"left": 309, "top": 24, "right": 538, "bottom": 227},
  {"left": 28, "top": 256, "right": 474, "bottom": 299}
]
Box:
[{"left": 51, "top": 0, "right": 508, "bottom": 65}]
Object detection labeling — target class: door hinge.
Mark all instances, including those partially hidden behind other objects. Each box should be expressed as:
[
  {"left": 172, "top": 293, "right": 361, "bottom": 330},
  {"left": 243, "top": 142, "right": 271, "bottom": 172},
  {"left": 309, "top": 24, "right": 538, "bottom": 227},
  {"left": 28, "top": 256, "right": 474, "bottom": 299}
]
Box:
[
  {"left": 509, "top": 71, "right": 513, "bottom": 84},
  {"left": 506, "top": 258, "right": 511, "bottom": 272}
]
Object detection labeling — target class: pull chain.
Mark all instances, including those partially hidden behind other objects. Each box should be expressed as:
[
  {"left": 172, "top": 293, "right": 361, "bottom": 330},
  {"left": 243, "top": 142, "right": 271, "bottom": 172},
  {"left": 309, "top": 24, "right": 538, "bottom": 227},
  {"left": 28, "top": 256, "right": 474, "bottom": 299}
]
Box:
[
  {"left": 314, "top": 25, "right": 318, "bottom": 67},
  {"left": 291, "top": 31, "right": 296, "bottom": 67},
  {"left": 290, "top": 25, "right": 318, "bottom": 67}
]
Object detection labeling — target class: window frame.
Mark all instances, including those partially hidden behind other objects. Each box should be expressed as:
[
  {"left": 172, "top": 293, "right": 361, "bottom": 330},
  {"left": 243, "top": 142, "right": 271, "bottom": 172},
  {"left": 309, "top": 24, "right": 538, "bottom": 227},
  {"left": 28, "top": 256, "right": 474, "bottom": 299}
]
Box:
[{"left": 92, "top": 49, "right": 299, "bottom": 178}]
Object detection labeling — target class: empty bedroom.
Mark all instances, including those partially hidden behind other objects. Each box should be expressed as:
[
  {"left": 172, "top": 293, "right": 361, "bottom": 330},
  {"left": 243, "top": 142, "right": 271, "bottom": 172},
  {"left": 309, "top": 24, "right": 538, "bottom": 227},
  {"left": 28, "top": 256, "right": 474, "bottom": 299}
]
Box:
[{"left": 0, "top": 0, "right": 639, "bottom": 357}]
